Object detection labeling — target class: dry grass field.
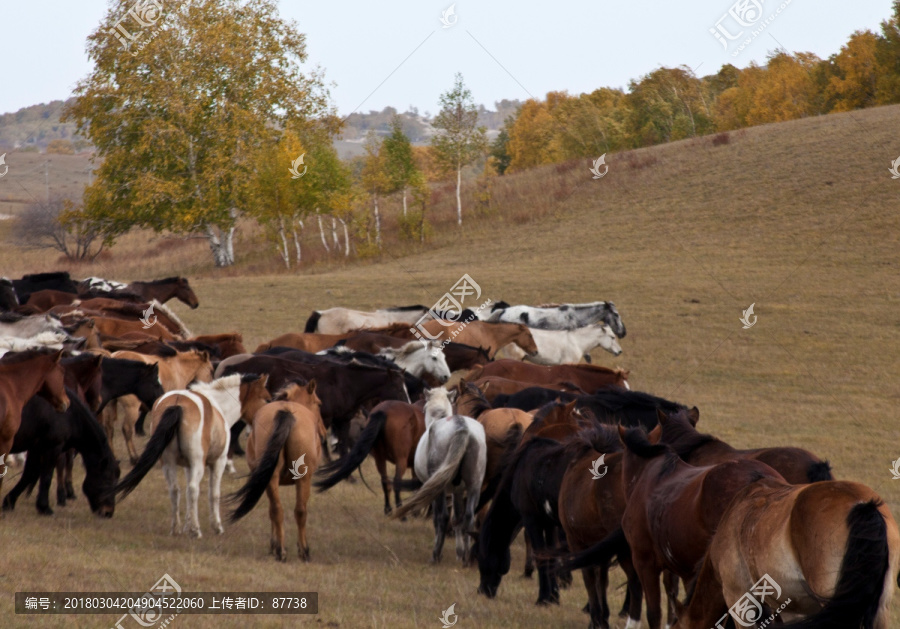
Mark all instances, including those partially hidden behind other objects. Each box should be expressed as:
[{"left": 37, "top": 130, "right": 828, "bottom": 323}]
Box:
[{"left": 1, "top": 104, "right": 899, "bottom": 628}]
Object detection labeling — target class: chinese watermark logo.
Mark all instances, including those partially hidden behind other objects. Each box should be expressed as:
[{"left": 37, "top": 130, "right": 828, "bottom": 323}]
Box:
[
  {"left": 440, "top": 4, "right": 458, "bottom": 29},
  {"left": 890, "top": 458, "right": 900, "bottom": 480},
  {"left": 714, "top": 574, "right": 790, "bottom": 628},
  {"left": 589, "top": 454, "right": 608, "bottom": 479},
  {"left": 112, "top": 573, "right": 180, "bottom": 629},
  {"left": 439, "top": 602, "right": 458, "bottom": 628},
  {"left": 289, "top": 454, "right": 308, "bottom": 480},
  {"left": 140, "top": 303, "right": 157, "bottom": 329},
  {"left": 710, "top": 0, "right": 794, "bottom": 58},
  {"left": 109, "top": 0, "right": 166, "bottom": 56},
  {"left": 589, "top": 154, "right": 608, "bottom": 179},
  {"left": 410, "top": 274, "right": 492, "bottom": 355},
  {"left": 0, "top": 453, "right": 8, "bottom": 478},
  {"left": 0, "top": 153, "right": 8, "bottom": 178},
  {"left": 889, "top": 156, "right": 900, "bottom": 179},
  {"left": 740, "top": 303, "right": 757, "bottom": 329},
  {"left": 289, "top": 153, "right": 307, "bottom": 179}
]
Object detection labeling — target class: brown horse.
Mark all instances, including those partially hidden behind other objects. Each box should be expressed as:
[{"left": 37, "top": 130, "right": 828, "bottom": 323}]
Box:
[
  {"left": 558, "top": 428, "right": 642, "bottom": 629},
  {"left": 255, "top": 332, "right": 351, "bottom": 354},
  {"left": 91, "top": 315, "right": 178, "bottom": 341},
  {"left": 0, "top": 349, "right": 70, "bottom": 510},
  {"left": 470, "top": 376, "right": 582, "bottom": 404},
  {"left": 581, "top": 427, "right": 785, "bottom": 629},
  {"left": 417, "top": 320, "right": 538, "bottom": 358},
  {"left": 229, "top": 380, "right": 325, "bottom": 561},
  {"left": 657, "top": 407, "right": 833, "bottom": 484},
  {"left": 468, "top": 360, "right": 629, "bottom": 393},
  {"left": 127, "top": 277, "right": 199, "bottom": 309},
  {"left": 674, "top": 478, "right": 899, "bottom": 629},
  {"left": 21, "top": 289, "right": 79, "bottom": 312},
  {"left": 190, "top": 333, "right": 246, "bottom": 359},
  {"left": 105, "top": 349, "right": 214, "bottom": 462},
  {"left": 315, "top": 399, "right": 425, "bottom": 515}
]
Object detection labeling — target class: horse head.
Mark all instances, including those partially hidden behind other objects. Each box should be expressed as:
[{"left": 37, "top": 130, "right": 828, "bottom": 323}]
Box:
[{"left": 176, "top": 277, "right": 200, "bottom": 309}]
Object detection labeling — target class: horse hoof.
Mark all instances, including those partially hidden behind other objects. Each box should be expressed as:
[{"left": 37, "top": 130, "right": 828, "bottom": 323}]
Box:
[
  {"left": 214, "top": 526, "right": 224, "bottom": 535},
  {"left": 189, "top": 529, "right": 202, "bottom": 539},
  {"left": 430, "top": 555, "right": 442, "bottom": 564},
  {"left": 275, "top": 549, "right": 286, "bottom": 562},
  {"left": 2, "top": 498, "right": 14, "bottom": 512},
  {"left": 384, "top": 507, "right": 392, "bottom": 516},
  {"left": 38, "top": 506, "right": 54, "bottom": 516},
  {"left": 129, "top": 458, "right": 139, "bottom": 466},
  {"left": 66, "top": 487, "right": 76, "bottom": 499},
  {"left": 522, "top": 570, "right": 533, "bottom": 579}
]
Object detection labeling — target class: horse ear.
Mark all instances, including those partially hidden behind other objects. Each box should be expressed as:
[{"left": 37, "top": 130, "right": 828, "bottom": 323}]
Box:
[
  {"left": 306, "top": 379, "right": 317, "bottom": 395},
  {"left": 648, "top": 424, "right": 662, "bottom": 444},
  {"left": 258, "top": 374, "right": 269, "bottom": 389},
  {"left": 617, "top": 424, "right": 627, "bottom": 442},
  {"left": 447, "top": 388, "right": 459, "bottom": 404},
  {"left": 199, "top": 350, "right": 210, "bottom": 361},
  {"left": 656, "top": 408, "right": 668, "bottom": 425},
  {"left": 688, "top": 406, "right": 700, "bottom": 426}
]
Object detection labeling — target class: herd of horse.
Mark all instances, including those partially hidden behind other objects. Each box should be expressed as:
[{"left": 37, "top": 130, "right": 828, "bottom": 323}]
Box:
[{"left": 0, "top": 271, "right": 896, "bottom": 628}]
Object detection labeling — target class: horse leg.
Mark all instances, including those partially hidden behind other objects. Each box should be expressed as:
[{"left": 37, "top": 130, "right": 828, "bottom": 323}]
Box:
[
  {"left": 163, "top": 463, "right": 181, "bottom": 535},
  {"left": 582, "top": 567, "right": 607, "bottom": 629},
  {"left": 545, "top": 525, "right": 562, "bottom": 603},
  {"left": 393, "top": 459, "right": 409, "bottom": 516},
  {"left": 556, "top": 526, "right": 573, "bottom": 589},
  {"left": 635, "top": 560, "right": 663, "bottom": 629},
  {"left": 618, "top": 551, "right": 643, "bottom": 628},
  {"left": 295, "top": 477, "right": 312, "bottom": 561},
  {"left": 185, "top": 462, "right": 204, "bottom": 538},
  {"left": 523, "top": 536, "right": 535, "bottom": 578},
  {"left": 2, "top": 451, "right": 42, "bottom": 511},
  {"left": 375, "top": 454, "right": 391, "bottom": 515},
  {"left": 266, "top": 481, "right": 286, "bottom": 561},
  {"left": 64, "top": 449, "right": 75, "bottom": 499},
  {"left": 452, "top": 488, "right": 467, "bottom": 563},
  {"left": 229, "top": 421, "right": 246, "bottom": 457},
  {"left": 431, "top": 495, "right": 450, "bottom": 564},
  {"left": 524, "top": 517, "right": 556, "bottom": 605},
  {"left": 101, "top": 404, "right": 116, "bottom": 454},
  {"left": 134, "top": 405, "right": 149, "bottom": 436},
  {"left": 55, "top": 452, "right": 67, "bottom": 506},
  {"left": 207, "top": 456, "right": 227, "bottom": 535},
  {"left": 663, "top": 571, "right": 679, "bottom": 629},
  {"left": 36, "top": 449, "right": 61, "bottom": 515},
  {"left": 461, "top": 485, "right": 481, "bottom": 566}
]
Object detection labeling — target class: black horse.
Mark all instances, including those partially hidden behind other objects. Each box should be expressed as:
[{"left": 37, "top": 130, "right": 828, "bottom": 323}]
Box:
[
  {"left": 0, "top": 278, "right": 18, "bottom": 311},
  {"left": 2, "top": 387, "right": 120, "bottom": 517},
  {"left": 11, "top": 271, "right": 78, "bottom": 304},
  {"left": 97, "top": 357, "right": 165, "bottom": 414}
]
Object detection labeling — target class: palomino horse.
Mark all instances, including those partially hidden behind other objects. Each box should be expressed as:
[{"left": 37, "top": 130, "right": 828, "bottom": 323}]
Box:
[
  {"left": 674, "top": 478, "right": 899, "bottom": 629},
  {"left": 229, "top": 380, "right": 325, "bottom": 561},
  {"left": 113, "top": 373, "right": 270, "bottom": 537},
  {"left": 570, "top": 427, "right": 785, "bottom": 629},
  {"left": 487, "top": 301, "right": 626, "bottom": 337},
  {"left": 393, "top": 388, "right": 487, "bottom": 565},
  {"left": 0, "top": 349, "right": 70, "bottom": 511},
  {"left": 314, "top": 399, "right": 426, "bottom": 516},
  {"left": 468, "top": 360, "right": 630, "bottom": 392},
  {"left": 415, "top": 321, "right": 538, "bottom": 358},
  {"left": 499, "top": 323, "right": 622, "bottom": 364},
  {"left": 304, "top": 305, "right": 427, "bottom": 334},
  {"left": 657, "top": 407, "right": 833, "bottom": 484}
]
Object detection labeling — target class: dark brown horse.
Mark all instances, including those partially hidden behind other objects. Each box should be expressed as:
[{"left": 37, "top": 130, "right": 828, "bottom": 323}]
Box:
[
  {"left": 314, "top": 400, "right": 425, "bottom": 515},
  {"left": 657, "top": 407, "right": 833, "bottom": 484},
  {"left": 468, "top": 360, "right": 629, "bottom": 393},
  {"left": 190, "top": 333, "right": 246, "bottom": 358},
  {"left": 21, "top": 289, "right": 79, "bottom": 312},
  {"left": 127, "top": 277, "right": 199, "bottom": 309},
  {"left": 674, "top": 478, "right": 899, "bottom": 629},
  {"left": 570, "top": 427, "right": 785, "bottom": 629},
  {"left": 0, "top": 349, "right": 70, "bottom": 510}
]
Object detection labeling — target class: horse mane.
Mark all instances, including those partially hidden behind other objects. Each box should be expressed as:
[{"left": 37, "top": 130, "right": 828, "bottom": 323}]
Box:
[
  {"left": 621, "top": 426, "right": 681, "bottom": 481},
  {"left": 273, "top": 378, "right": 310, "bottom": 400},
  {"left": 151, "top": 300, "right": 192, "bottom": 337},
  {"left": 20, "top": 271, "right": 72, "bottom": 282},
  {"left": 587, "top": 389, "right": 685, "bottom": 413},
  {"left": 378, "top": 304, "right": 427, "bottom": 312},
  {"left": 459, "top": 382, "right": 492, "bottom": 418},
  {"left": 132, "top": 276, "right": 186, "bottom": 285},
  {"left": 490, "top": 300, "right": 511, "bottom": 311},
  {"left": 79, "top": 288, "right": 143, "bottom": 301},
  {"left": 0, "top": 311, "right": 27, "bottom": 322},
  {"left": 532, "top": 400, "right": 567, "bottom": 423},
  {"left": 0, "top": 347, "right": 59, "bottom": 363},
  {"left": 564, "top": 424, "right": 622, "bottom": 461},
  {"left": 357, "top": 322, "right": 415, "bottom": 334},
  {"left": 660, "top": 412, "right": 719, "bottom": 458}
]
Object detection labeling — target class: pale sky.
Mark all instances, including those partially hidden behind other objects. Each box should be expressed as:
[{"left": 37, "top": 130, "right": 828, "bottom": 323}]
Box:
[{"left": 0, "top": 0, "right": 893, "bottom": 117}]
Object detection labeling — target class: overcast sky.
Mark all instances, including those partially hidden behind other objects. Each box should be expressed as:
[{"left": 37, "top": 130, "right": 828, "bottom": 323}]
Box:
[{"left": 0, "top": 1, "right": 893, "bottom": 117}]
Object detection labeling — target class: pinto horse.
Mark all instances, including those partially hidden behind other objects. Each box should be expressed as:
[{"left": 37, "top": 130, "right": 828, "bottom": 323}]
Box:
[
  {"left": 229, "top": 380, "right": 325, "bottom": 561},
  {"left": 113, "top": 373, "right": 270, "bottom": 537},
  {"left": 674, "top": 478, "right": 899, "bottom": 629},
  {"left": 393, "top": 388, "right": 487, "bottom": 565},
  {"left": 570, "top": 427, "right": 785, "bottom": 629},
  {"left": 488, "top": 301, "right": 626, "bottom": 337},
  {"left": 314, "top": 400, "right": 425, "bottom": 516},
  {"left": 500, "top": 324, "right": 623, "bottom": 364},
  {"left": 468, "top": 360, "right": 630, "bottom": 393},
  {"left": 0, "top": 349, "right": 70, "bottom": 510}
]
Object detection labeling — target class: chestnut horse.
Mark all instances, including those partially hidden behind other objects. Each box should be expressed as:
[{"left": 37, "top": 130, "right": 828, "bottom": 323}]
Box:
[
  {"left": 468, "top": 360, "right": 629, "bottom": 392},
  {"left": 314, "top": 399, "right": 425, "bottom": 516},
  {"left": 229, "top": 380, "right": 325, "bottom": 561},
  {"left": 0, "top": 349, "right": 70, "bottom": 511},
  {"left": 114, "top": 373, "right": 270, "bottom": 537},
  {"left": 674, "top": 478, "right": 899, "bottom": 629},
  {"left": 255, "top": 332, "right": 351, "bottom": 354}
]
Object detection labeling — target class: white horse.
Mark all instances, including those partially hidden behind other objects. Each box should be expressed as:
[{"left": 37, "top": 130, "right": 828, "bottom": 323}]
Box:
[
  {"left": 0, "top": 313, "right": 67, "bottom": 338},
  {"left": 112, "top": 373, "right": 270, "bottom": 537},
  {"left": 379, "top": 341, "right": 452, "bottom": 384},
  {"left": 0, "top": 331, "right": 69, "bottom": 356},
  {"left": 487, "top": 301, "right": 626, "bottom": 337},
  {"left": 498, "top": 324, "right": 622, "bottom": 365},
  {"left": 304, "top": 305, "right": 429, "bottom": 334},
  {"left": 392, "top": 387, "right": 486, "bottom": 564}
]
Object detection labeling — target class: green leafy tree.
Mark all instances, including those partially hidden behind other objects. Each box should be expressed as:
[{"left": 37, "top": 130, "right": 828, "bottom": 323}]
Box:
[
  {"left": 63, "top": 0, "right": 332, "bottom": 266},
  {"left": 431, "top": 73, "right": 487, "bottom": 226},
  {"left": 382, "top": 115, "right": 419, "bottom": 216},
  {"left": 360, "top": 131, "right": 391, "bottom": 247}
]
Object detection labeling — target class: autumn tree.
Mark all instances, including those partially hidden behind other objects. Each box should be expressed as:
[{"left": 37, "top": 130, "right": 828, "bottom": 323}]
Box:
[
  {"left": 360, "top": 131, "right": 390, "bottom": 247},
  {"left": 824, "top": 31, "right": 880, "bottom": 112},
  {"left": 382, "top": 116, "right": 419, "bottom": 216},
  {"left": 876, "top": 0, "right": 900, "bottom": 103},
  {"left": 431, "top": 73, "right": 487, "bottom": 226},
  {"left": 627, "top": 66, "right": 715, "bottom": 146},
  {"left": 64, "top": 0, "right": 332, "bottom": 266}
]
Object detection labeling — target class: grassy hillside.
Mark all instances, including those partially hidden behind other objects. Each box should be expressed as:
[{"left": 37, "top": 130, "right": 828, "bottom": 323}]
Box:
[{"left": 1, "top": 104, "right": 899, "bottom": 627}]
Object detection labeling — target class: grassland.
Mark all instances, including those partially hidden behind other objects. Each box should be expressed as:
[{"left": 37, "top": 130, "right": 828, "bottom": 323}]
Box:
[{"left": 1, "top": 104, "right": 899, "bottom": 627}]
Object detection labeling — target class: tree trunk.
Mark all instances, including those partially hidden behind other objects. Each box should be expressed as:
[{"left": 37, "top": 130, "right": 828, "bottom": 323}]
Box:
[
  {"left": 338, "top": 217, "right": 350, "bottom": 256},
  {"left": 402, "top": 188, "right": 408, "bottom": 217},
  {"left": 374, "top": 194, "right": 382, "bottom": 247},
  {"left": 277, "top": 217, "right": 290, "bottom": 268},
  {"left": 293, "top": 219, "right": 303, "bottom": 264},
  {"left": 205, "top": 225, "right": 233, "bottom": 267},
  {"left": 331, "top": 217, "right": 339, "bottom": 250},
  {"left": 456, "top": 165, "right": 462, "bottom": 226},
  {"left": 317, "top": 211, "right": 330, "bottom": 252}
]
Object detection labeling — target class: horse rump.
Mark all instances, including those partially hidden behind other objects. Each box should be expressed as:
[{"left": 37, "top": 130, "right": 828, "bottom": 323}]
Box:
[
  {"left": 228, "top": 409, "right": 296, "bottom": 522},
  {"left": 781, "top": 500, "right": 890, "bottom": 629},
  {"left": 315, "top": 409, "right": 387, "bottom": 492},
  {"left": 304, "top": 311, "right": 322, "bottom": 333},
  {"left": 391, "top": 427, "right": 469, "bottom": 520},
  {"left": 112, "top": 406, "right": 182, "bottom": 500}
]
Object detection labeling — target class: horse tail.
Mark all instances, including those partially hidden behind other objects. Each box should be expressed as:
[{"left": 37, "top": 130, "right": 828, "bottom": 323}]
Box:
[
  {"left": 807, "top": 460, "right": 833, "bottom": 482},
  {"left": 228, "top": 410, "right": 296, "bottom": 522},
  {"left": 563, "top": 526, "right": 630, "bottom": 572},
  {"left": 781, "top": 500, "right": 890, "bottom": 629},
  {"left": 314, "top": 410, "right": 388, "bottom": 492},
  {"left": 392, "top": 426, "right": 469, "bottom": 520},
  {"left": 304, "top": 311, "right": 321, "bottom": 333},
  {"left": 475, "top": 424, "right": 523, "bottom": 513},
  {"left": 112, "top": 406, "right": 181, "bottom": 500}
]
